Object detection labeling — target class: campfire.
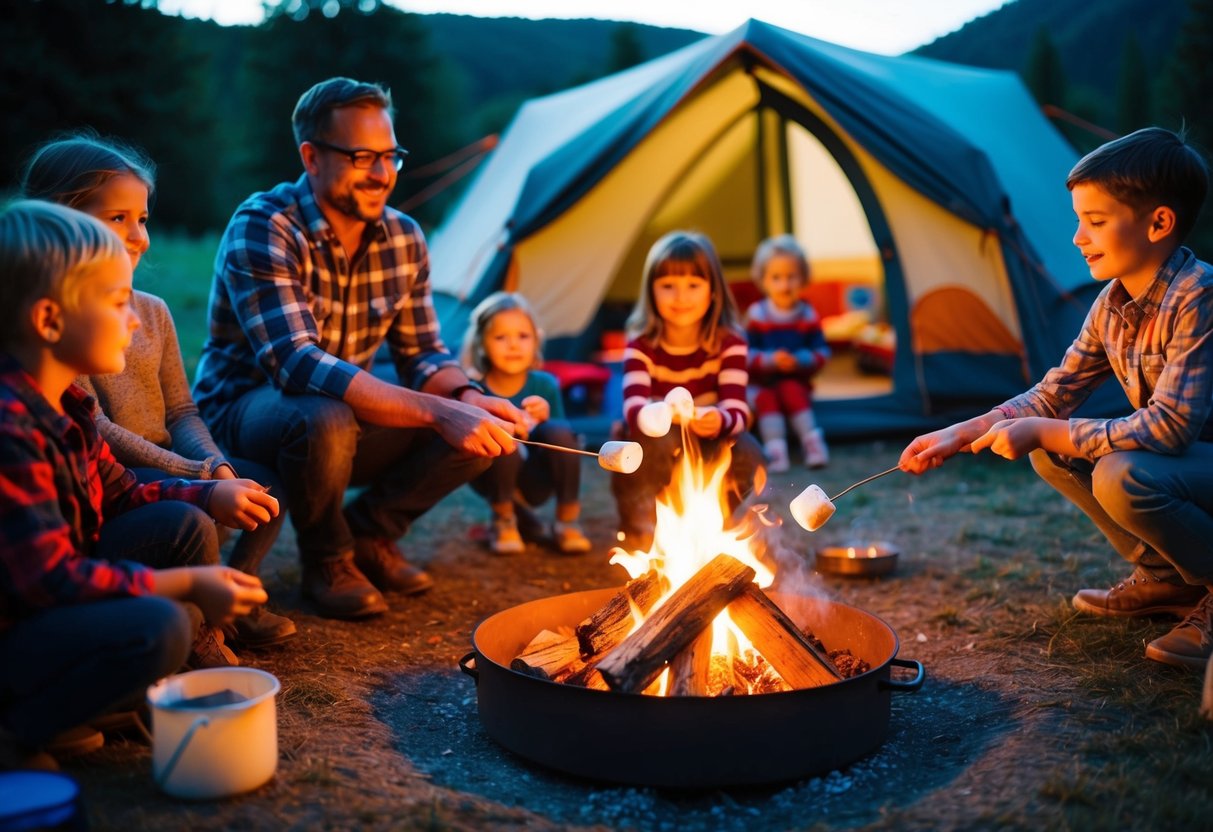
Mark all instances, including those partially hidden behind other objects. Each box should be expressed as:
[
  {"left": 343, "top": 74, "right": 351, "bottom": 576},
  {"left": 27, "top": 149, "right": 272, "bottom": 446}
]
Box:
[{"left": 510, "top": 436, "right": 869, "bottom": 696}]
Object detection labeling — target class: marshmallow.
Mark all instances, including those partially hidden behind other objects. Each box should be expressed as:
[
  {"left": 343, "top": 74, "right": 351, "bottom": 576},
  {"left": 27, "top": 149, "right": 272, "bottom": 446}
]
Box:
[
  {"left": 790, "top": 484, "right": 836, "bottom": 532},
  {"left": 664, "top": 386, "right": 695, "bottom": 422},
  {"left": 637, "top": 401, "right": 673, "bottom": 437},
  {"left": 598, "top": 441, "right": 643, "bottom": 474}
]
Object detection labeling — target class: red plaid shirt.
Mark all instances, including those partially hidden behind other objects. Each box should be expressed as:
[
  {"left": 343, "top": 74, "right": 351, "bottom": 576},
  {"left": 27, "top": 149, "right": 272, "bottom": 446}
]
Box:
[{"left": 0, "top": 354, "right": 216, "bottom": 632}]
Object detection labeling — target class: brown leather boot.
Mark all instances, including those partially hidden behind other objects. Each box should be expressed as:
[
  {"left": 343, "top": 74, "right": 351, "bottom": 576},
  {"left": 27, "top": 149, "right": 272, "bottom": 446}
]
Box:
[
  {"left": 353, "top": 538, "right": 434, "bottom": 595},
  {"left": 302, "top": 554, "right": 389, "bottom": 619},
  {"left": 1072, "top": 569, "right": 1208, "bottom": 618},
  {"left": 187, "top": 623, "right": 239, "bottom": 669},
  {"left": 1145, "top": 591, "right": 1213, "bottom": 670},
  {"left": 229, "top": 605, "right": 297, "bottom": 648}
]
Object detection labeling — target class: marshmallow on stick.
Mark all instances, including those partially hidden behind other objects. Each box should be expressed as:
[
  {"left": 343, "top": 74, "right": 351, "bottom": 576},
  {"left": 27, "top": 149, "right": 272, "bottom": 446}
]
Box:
[
  {"left": 790, "top": 484, "right": 836, "bottom": 532},
  {"left": 598, "top": 440, "right": 642, "bottom": 474},
  {"left": 637, "top": 401, "right": 673, "bottom": 437},
  {"left": 664, "top": 386, "right": 695, "bottom": 422}
]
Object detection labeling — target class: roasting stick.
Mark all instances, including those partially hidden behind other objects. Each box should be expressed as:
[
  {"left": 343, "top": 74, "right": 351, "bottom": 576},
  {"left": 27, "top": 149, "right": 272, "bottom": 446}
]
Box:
[
  {"left": 515, "top": 438, "right": 597, "bottom": 459},
  {"left": 791, "top": 465, "right": 902, "bottom": 532},
  {"left": 514, "top": 438, "right": 643, "bottom": 474},
  {"left": 828, "top": 465, "right": 901, "bottom": 501}
]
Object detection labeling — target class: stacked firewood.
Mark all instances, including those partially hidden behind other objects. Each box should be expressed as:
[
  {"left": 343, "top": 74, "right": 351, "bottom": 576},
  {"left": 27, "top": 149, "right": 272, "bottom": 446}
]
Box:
[{"left": 512, "top": 554, "right": 868, "bottom": 696}]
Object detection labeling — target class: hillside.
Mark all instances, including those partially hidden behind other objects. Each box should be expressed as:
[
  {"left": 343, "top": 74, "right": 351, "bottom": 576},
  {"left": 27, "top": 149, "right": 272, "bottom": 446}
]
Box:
[
  {"left": 424, "top": 14, "right": 704, "bottom": 108},
  {"left": 915, "top": 0, "right": 1188, "bottom": 105}
]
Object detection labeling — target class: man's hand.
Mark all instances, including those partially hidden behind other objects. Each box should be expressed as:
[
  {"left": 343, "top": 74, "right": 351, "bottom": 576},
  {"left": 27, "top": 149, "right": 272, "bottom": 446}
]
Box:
[
  {"left": 689, "top": 406, "right": 724, "bottom": 439},
  {"left": 209, "top": 479, "right": 279, "bottom": 530},
  {"left": 212, "top": 463, "right": 238, "bottom": 480},
  {"left": 462, "top": 390, "right": 530, "bottom": 440},
  {"left": 433, "top": 397, "right": 519, "bottom": 457}
]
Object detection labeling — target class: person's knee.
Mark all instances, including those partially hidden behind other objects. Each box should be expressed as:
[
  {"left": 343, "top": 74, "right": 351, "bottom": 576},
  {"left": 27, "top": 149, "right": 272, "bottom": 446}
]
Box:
[
  {"left": 293, "top": 397, "right": 359, "bottom": 453},
  {"left": 177, "top": 504, "right": 221, "bottom": 566},
  {"left": 139, "top": 597, "right": 192, "bottom": 678},
  {"left": 1092, "top": 451, "right": 1152, "bottom": 521}
]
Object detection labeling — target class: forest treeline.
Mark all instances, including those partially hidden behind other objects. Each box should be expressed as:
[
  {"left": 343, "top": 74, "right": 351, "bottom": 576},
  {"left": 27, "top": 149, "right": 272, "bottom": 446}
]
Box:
[
  {"left": 0, "top": 0, "right": 698, "bottom": 232},
  {"left": 2, "top": 0, "right": 1211, "bottom": 248}
]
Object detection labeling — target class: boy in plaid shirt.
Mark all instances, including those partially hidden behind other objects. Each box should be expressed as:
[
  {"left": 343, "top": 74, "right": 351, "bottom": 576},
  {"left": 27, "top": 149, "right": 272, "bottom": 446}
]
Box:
[
  {"left": 0, "top": 201, "right": 276, "bottom": 769},
  {"left": 900, "top": 128, "right": 1213, "bottom": 672}
]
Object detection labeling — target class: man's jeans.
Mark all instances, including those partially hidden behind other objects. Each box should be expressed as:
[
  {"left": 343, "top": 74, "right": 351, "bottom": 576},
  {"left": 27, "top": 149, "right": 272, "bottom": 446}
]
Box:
[
  {"left": 1030, "top": 445, "right": 1213, "bottom": 585},
  {"left": 209, "top": 386, "right": 490, "bottom": 565}
]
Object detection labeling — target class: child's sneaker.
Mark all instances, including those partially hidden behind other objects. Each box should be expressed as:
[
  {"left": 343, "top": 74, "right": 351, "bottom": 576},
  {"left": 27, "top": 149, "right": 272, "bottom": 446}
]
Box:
[
  {"left": 187, "top": 623, "right": 239, "bottom": 669},
  {"left": 553, "top": 520, "right": 592, "bottom": 554},
  {"left": 490, "top": 514, "right": 525, "bottom": 555},
  {"left": 803, "top": 428, "right": 830, "bottom": 469},
  {"left": 763, "top": 438, "right": 790, "bottom": 473}
]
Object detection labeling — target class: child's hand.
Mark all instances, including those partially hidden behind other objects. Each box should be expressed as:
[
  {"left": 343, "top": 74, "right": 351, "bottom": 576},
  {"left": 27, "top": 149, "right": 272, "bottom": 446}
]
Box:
[
  {"left": 689, "top": 406, "right": 723, "bottom": 438},
  {"left": 190, "top": 566, "right": 268, "bottom": 625},
  {"left": 970, "top": 417, "right": 1047, "bottom": 460},
  {"left": 521, "top": 395, "right": 549, "bottom": 428},
  {"left": 212, "top": 463, "right": 238, "bottom": 480},
  {"left": 773, "top": 350, "right": 798, "bottom": 373},
  {"left": 209, "top": 479, "right": 279, "bottom": 531}
]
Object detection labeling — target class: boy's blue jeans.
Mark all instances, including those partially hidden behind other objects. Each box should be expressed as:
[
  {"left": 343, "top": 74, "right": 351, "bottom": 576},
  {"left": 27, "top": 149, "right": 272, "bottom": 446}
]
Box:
[
  {"left": 209, "top": 386, "right": 491, "bottom": 565},
  {"left": 1030, "top": 445, "right": 1213, "bottom": 586},
  {"left": 0, "top": 501, "right": 212, "bottom": 748}
]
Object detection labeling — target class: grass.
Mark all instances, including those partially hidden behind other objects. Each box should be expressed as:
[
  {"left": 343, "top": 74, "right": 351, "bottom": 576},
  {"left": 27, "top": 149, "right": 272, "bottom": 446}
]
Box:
[{"left": 136, "top": 232, "right": 220, "bottom": 379}]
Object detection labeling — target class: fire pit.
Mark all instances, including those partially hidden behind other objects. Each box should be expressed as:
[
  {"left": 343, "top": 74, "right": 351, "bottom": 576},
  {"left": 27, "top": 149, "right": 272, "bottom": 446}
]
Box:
[
  {"left": 460, "top": 587, "right": 922, "bottom": 788},
  {"left": 460, "top": 430, "right": 923, "bottom": 787}
]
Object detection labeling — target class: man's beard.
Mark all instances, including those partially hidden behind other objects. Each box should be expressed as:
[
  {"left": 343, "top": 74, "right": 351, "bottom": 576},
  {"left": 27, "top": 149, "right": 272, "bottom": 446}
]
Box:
[{"left": 333, "top": 184, "right": 387, "bottom": 224}]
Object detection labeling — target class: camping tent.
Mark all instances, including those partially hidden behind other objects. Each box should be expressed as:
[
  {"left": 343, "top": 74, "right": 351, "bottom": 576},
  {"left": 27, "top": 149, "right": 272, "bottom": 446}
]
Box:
[{"left": 428, "top": 18, "right": 1106, "bottom": 437}]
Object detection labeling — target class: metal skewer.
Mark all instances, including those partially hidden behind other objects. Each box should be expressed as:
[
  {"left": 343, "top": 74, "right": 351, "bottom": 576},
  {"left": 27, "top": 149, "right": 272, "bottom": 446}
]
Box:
[{"left": 829, "top": 465, "right": 901, "bottom": 501}]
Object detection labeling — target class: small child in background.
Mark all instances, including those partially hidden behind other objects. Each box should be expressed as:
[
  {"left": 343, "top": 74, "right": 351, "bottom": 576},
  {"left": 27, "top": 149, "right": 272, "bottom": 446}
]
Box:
[
  {"left": 462, "top": 292, "right": 591, "bottom": 555},
  {"left": 613, "top": 230, "right": 765, "bottom": 550},
  {"left": 0, "top": 201, "right": 275, "bottom": 769},
  {"left": 20, "top": 133, "right": 294, "bottom": 648},
  {"left": 744, "top": 234, "right": 831, "bottom": 471}
]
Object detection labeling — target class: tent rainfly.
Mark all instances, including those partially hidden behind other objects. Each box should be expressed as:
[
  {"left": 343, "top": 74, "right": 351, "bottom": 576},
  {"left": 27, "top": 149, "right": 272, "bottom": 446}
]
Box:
[{"left": 428, "top": 18, "right": 1113, "bottom": 438}]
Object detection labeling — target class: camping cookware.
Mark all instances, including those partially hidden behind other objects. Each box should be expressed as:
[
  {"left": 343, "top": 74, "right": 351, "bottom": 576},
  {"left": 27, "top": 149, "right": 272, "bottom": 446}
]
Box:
[{"left": 460, "top": 588, "right": 923, "bottom": 788}]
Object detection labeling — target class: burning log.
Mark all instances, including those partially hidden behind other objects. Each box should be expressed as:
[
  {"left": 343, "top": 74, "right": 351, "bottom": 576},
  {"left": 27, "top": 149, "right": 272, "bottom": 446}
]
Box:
[
  {"left": 597, "top": 554, "right": 756, "bottom": 694},
  {"left": 727, "top": 585, "right": 842, "bottom": 688},
  {"left": 511, "top": 629, "right": 586, "bottom": 681},
  {"left": 576, "top": 569, "right": 668, "bottom": 656},
  {"left": 670, "top": 628, "right": 714, "bottom": 696}
]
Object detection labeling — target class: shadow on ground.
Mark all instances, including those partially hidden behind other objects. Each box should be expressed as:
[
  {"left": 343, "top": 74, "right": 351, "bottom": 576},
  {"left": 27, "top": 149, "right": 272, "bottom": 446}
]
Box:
[{"left": 374, "top": 670, "right": 1017, "bottom": 831}]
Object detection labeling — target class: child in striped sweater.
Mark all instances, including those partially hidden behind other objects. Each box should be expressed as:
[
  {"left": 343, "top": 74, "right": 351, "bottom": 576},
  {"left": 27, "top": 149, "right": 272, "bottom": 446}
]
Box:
[
  {"left": 612, "top": 231, "right": 764, "bottom": 551},
  {"left": 744, "top": 235, "right": 831, "bottom": 471}
]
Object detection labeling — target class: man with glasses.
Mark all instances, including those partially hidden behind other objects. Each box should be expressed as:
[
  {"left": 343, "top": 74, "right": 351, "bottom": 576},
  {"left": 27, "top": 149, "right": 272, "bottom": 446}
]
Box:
[{"left": 194, "top": 77, "right": 526, "bottom": 619}]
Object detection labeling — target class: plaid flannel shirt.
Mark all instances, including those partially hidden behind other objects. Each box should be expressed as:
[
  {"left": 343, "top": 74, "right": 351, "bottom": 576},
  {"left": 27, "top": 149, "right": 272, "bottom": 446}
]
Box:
[
  {"left": 193, "top": 175, "right": 459, "bottom": 424},
  {"left": 999, "top": 247, "right": 1213, "bottom": 458},
  {"left": 0, "top": 355, "right": 216, "bottom": 632}
]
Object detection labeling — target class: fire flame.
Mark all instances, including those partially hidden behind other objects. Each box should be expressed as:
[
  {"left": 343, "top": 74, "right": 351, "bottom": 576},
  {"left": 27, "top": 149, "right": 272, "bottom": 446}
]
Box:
[{"left": 609, "top": 430, "right": 775, "bottom": 694}]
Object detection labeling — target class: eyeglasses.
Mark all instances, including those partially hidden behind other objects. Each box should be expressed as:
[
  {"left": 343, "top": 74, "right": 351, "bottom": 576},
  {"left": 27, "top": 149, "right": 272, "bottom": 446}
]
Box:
[{"left": 309, "top": 140, "right": 409, "bottom": 171}]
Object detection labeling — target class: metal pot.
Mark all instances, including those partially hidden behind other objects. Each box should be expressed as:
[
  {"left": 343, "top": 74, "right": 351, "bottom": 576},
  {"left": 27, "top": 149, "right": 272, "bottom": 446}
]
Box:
[{"left": 460, "top": 588, "right": 923, "bottom": 788}]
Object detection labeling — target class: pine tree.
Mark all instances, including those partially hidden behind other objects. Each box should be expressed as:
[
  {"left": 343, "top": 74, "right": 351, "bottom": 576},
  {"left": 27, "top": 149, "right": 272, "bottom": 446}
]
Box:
[{"left": 1022, "top": 25, "right": 1066, "bottom": 108}]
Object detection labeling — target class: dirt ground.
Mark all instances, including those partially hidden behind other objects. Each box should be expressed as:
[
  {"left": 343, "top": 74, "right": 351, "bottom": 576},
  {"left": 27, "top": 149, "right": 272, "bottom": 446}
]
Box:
[{"left": 67, "top": 439, "right": 1212, "bottom": 831}]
